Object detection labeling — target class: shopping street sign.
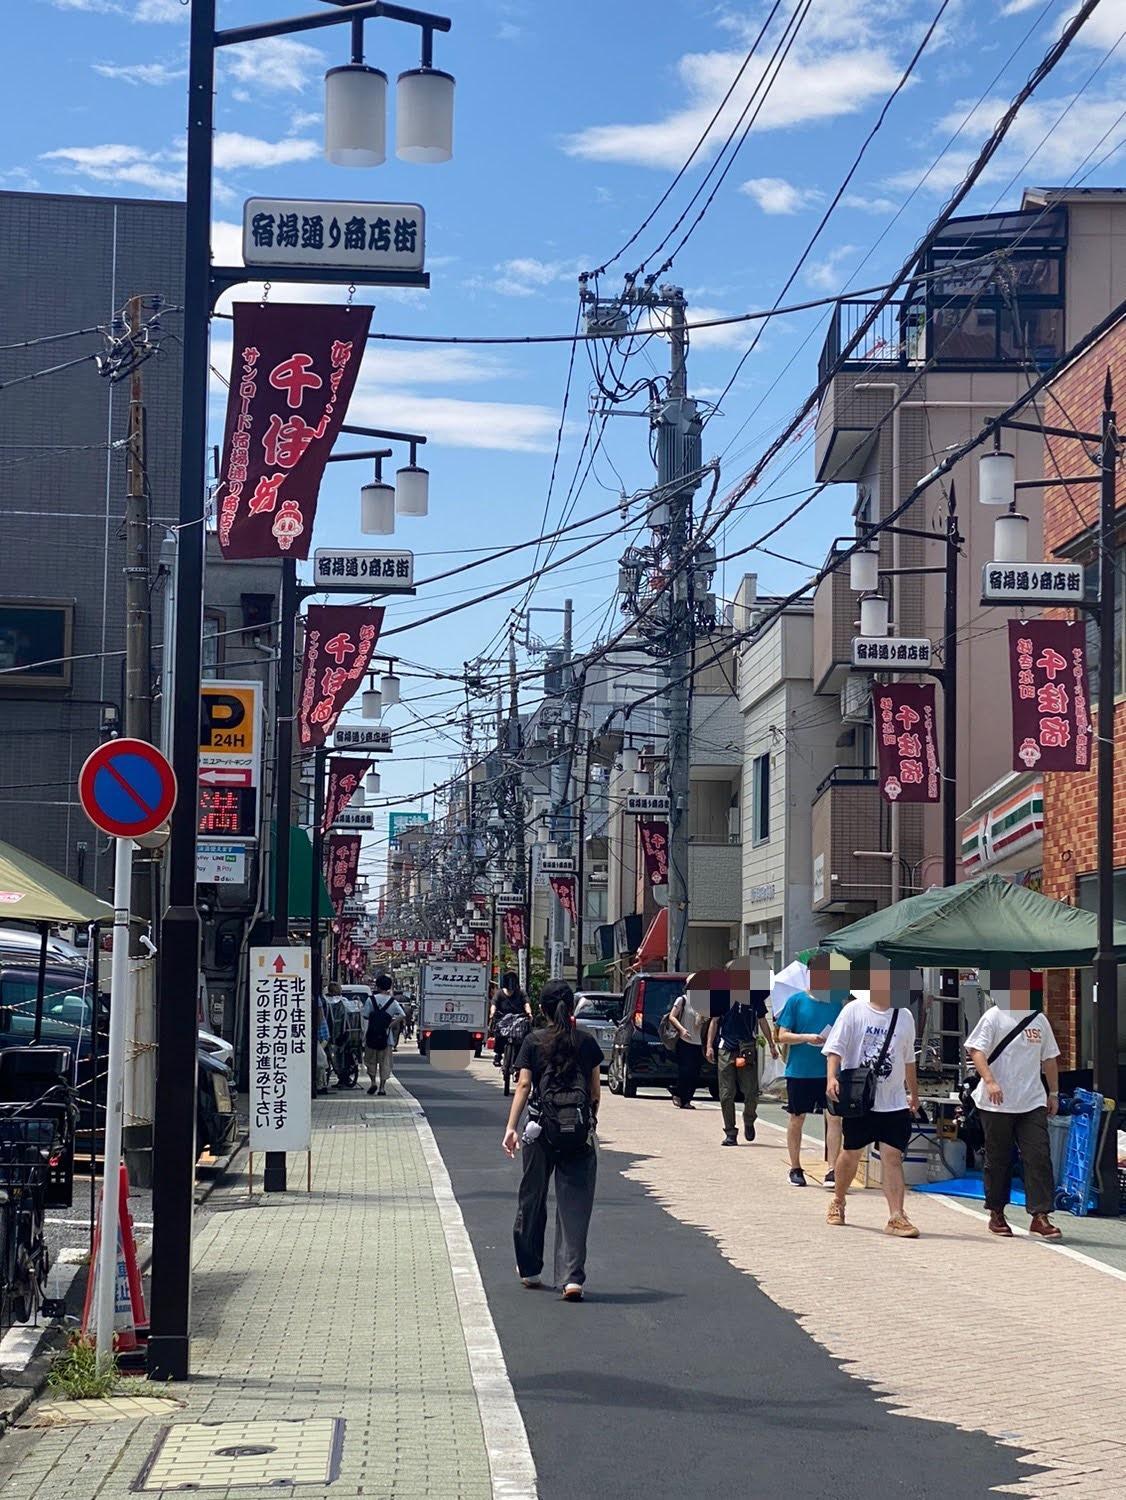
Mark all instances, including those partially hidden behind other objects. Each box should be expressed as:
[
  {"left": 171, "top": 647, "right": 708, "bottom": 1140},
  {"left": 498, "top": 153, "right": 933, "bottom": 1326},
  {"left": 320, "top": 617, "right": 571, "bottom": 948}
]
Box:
[
  {"left": 852, "top": 637, "right": 933, "bottom": 670},
  {"left": 243, "top": 198, "right": 425, "bottom": 274},
  {"left": 981, "top": 561, "right": 1085, "bottom": 606},
  {"left": 313, "top": 548, "right": 415, "bottom": 593},
  {"left": 334, "top": 727, "right": 392, "bottom": 753}
]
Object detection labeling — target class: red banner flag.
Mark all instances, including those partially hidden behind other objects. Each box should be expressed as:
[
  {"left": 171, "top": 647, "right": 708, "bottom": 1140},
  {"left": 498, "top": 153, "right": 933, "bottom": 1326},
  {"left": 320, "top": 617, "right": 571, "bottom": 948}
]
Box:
[
  {"left": 638, "top": 821, "right": 669, "bottom": 886},
  {"left": 549, "top": 875, "right": 578, "bottom": 920},
  {"left": 503, "top": 910, "right": 527, "bottom": 950},
  {"left": 325, "top": 834, "right": 361, "bottom": 912},
  {"left": 471, "top": 932, "right": 491, "bottom": 964},
  {"left": 322, "top": 757, "right": 372, "bottom": 833},
  {"left": 873, "top": 682, "right": 941, "bottom": 803},
  {"left": 217, "top": 302, "right": 373, "bottom": 560},
  {"left": 1008, "top": 620, "right": 1091, "bottom": 772},
  {"left": 298, "top": 604, "right": 384, "bottom": 749}
]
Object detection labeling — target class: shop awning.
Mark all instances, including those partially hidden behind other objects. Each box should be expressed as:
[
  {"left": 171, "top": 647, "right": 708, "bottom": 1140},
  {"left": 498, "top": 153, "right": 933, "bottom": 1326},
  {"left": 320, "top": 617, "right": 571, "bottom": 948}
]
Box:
[
  {"left": 0, "top": 838, "right": 111, "bottom": 926},
  {"left": 635, "top": 907, "right": 667, "bottom": 967},
  {"left": 270, "top": 825, "right": 334, "bottom": 922},
  {"left": 823, "top": 874, "right": 1126, "bottom": 969}
]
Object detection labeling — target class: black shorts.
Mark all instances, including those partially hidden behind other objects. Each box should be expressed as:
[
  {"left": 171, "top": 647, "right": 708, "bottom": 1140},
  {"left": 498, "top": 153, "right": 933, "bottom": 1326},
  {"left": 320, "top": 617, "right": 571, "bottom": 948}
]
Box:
[
  {"left": 785, "top": 1077, "right": 828, "bottom": 1116},
  {"left": 842, "top": 1108, "right": 912, "bottom": 1154}
]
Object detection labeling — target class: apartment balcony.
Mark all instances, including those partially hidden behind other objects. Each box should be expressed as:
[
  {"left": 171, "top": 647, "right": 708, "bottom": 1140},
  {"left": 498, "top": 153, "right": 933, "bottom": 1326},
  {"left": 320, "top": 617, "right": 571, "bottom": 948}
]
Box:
[
  {"left": 811, "top": 559, "right": 858, "bottom": 695},
  {"left": 810, "top": 765, "right": 920, "bottom": 915}
]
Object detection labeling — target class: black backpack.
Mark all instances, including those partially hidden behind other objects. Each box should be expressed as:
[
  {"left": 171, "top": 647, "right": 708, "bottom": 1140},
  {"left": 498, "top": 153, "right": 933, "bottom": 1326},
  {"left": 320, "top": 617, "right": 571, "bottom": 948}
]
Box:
[
  {"left": 365, "top": 999, "right": 393, "bottom": 1050},
  {"left": 537, "top": 1068, "right": 593, "bottom": 1155}
]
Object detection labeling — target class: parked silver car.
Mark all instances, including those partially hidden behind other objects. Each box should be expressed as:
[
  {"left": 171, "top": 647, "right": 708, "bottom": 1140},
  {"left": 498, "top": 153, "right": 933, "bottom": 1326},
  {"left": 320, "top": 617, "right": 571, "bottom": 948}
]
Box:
[{"left": 574, "top": 992, "right": 624, "bottom": 1070}]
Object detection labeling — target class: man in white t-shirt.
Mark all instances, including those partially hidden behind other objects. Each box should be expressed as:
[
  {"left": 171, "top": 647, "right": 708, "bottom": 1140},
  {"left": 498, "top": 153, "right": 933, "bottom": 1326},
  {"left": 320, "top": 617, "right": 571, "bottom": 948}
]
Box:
[
  {"left": 823, "top": 955, "right": 920, "bottom": 1239},
  {"left": 362, "top": 976, "right": 406, "bottom": 1096},
  {"left": 965, "top": 969, "right": 1062, "bottom": 1240}
]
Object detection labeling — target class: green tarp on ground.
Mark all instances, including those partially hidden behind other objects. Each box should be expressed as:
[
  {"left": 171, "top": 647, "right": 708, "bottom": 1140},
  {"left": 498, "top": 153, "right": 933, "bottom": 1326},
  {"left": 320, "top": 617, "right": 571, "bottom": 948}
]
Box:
[
  {"left": 822, "top": 874, "right": 1126, "bottom": 969},
  {"left": 270, "top": 825, "right": 335, "bottom": 922},
  {"left": 0, "top": 838, "right": 111, "bottom": 925}
]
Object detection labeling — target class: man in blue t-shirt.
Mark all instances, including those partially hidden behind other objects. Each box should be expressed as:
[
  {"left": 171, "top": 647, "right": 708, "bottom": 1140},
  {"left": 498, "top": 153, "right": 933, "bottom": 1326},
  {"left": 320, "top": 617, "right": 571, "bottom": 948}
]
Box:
[{"left": 775, "top": 952, "right": 849, "bottom": 1188}]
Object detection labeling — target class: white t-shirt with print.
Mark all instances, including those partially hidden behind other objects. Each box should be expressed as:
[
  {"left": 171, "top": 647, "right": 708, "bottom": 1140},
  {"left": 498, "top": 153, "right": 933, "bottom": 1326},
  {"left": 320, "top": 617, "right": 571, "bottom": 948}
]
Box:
[
  {"left": 822, "top": 1000, "right": 916, "bottom": 1113},
  {"left": 964, "top": 1007, "right": 1059, "bottom": 1115}
]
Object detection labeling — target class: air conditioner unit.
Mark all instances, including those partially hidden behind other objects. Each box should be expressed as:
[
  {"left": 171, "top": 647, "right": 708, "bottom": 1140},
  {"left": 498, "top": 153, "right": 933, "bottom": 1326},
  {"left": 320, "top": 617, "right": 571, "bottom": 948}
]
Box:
[{"left": 840, "top": 675, "right": 871, "bottom": 725}]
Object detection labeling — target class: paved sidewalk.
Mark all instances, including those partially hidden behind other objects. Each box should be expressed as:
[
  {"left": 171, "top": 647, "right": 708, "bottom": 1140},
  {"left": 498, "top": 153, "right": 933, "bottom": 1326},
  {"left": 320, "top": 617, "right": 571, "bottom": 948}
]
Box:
[
  {"left": 469, "top": 1057, "right": 1125, "bottom": 1498},
  {"left": 0, "top": 1082, "right": 532, "bottom": 1500}
]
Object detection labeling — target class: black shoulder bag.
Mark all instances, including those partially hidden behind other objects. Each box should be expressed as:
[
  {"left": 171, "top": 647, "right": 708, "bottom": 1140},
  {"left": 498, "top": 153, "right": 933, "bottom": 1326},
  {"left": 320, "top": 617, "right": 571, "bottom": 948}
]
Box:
[{"left": 827, "top": 1009, "right": 899, "bottom": 1119}]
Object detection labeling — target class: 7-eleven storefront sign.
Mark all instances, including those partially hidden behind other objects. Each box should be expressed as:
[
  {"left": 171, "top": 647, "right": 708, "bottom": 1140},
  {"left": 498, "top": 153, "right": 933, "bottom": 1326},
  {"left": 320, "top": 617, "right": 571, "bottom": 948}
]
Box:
[{"left": 962, "top": 774, "right": 1043, "bottom": 881}]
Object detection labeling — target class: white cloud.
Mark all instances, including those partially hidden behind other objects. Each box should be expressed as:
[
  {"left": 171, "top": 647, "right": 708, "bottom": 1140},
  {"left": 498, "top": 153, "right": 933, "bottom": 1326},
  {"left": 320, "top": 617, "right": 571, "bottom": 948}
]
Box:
[
  {"left": 92, "top": 60, "right": 186, "bottom": 85},
  {"left": 489, "top": 256, "right": 580, "bottom": 297},
  {"left": 999, "top": 0, "right": 1041, "bottom": 11},
  {"left": 805, "top": 245, "right": 859, "bottom": 291},
  {"left": 842, "top": 191, "right": 902, "bottom": 214},
  {"left": 563, "top": 15, "right": 909, "bottom": 169},
  {"left": 47, "top": 0, "right": 121, "bottom": 10},
  {"left": 41, "top": 132, "right": 317, "bottom": 198},
  {"left": 639, "top": 302, "right": 752, "bottom": 351},
  {"left": 740, "top": 176, "right": 822, "bottom": 214},
  {"left": 212, "top": 132, "right": 318, "bottom": 170},
  {"left": 225, "top": 37, "right": 324, "bottom": 95},
  {"left": 132, "top": 0, "right": 187, "bottom": 20},
  {"left": 886, "top": 87, "right": 1126, "bottom": 196}
]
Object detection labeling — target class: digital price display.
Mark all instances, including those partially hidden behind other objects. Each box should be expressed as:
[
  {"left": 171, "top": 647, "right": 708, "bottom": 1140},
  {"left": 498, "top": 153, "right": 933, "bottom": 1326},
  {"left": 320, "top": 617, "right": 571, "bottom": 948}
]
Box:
[{"left": 196, "top": 785, "right": 257, "bottom": 838}]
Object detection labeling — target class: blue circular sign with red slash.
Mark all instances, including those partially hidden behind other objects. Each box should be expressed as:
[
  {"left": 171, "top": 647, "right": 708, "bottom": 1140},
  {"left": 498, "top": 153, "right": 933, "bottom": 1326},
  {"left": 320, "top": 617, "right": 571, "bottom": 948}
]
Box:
[{"left": 78, "top": 738, "right": 177, "bottom": 840}]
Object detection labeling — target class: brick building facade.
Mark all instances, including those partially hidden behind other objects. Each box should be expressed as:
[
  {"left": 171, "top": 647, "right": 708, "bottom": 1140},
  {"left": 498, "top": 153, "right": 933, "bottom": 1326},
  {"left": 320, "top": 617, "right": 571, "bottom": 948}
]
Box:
[{"left": 1039, "top": 315, "right": 1126, "bottom": 1068}]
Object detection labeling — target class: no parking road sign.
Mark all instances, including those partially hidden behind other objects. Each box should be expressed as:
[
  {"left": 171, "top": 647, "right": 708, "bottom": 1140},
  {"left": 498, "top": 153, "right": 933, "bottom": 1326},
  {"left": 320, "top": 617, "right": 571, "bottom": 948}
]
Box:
[{"left": 78, "top": 738, "right": 177, "bottom": 840}]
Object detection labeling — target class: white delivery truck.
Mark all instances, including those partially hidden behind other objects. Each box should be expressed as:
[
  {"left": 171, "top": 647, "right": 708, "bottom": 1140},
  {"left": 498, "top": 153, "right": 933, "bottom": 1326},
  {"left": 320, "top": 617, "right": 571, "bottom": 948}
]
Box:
[{"left": 418, "top": 961, "right": 489, "bottom": 1063}]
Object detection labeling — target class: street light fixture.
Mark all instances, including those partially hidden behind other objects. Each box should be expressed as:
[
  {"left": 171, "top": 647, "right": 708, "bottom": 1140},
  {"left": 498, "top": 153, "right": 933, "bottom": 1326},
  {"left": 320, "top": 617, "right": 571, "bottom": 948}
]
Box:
[
  {"left": 859, "top": 593, "right": 889, "bottom": 637},
  {"left": 360, "top": 457, "right": 396, "bottom": 535},
  {"left": 978, "top": 446, "right": 1017, "bottom": 506},
  {"left": 325, "top": 63, "right": 388, "bottom": 166},
  {"left": 380, "top": 669, "right": 400, "bottom": 705},
  {"left": 396, "top": 61, "right": 455, "bottom": 162},
  {"left": 849, "top": 541, "right": 880, "bottom": 593},
  {"left": 366, "top": 770, "right": 381, "bottom": 795},
  {"left": 362, "top": 682, "right": 383, "bottom": 719},
  {"left": 395, "top": 455, "right": 430, "bottom": 516}
]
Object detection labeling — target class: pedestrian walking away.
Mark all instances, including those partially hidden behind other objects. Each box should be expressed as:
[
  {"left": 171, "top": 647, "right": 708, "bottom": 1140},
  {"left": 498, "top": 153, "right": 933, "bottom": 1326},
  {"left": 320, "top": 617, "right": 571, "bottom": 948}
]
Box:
[
  {"left": 666, "top": 987, "right": 706, "bottom": 1109},
  {"left": 775, "top": 952, "right": 846, "bottom": 1187},
  {"left": 965, "top": 968, "right": 1063, "bottom": 1240},
  {"left": 823, "top": 956, "right": 921, "bottom": 1238},
  {"left": 363, "top": 974, "right": 406, "bottom": 1096},
  {"left": 705, "top": 962, "right": 777, "bottom": 1145},
  {"left": 502, "top": 979, "right": 601, "bottom": 1299}
]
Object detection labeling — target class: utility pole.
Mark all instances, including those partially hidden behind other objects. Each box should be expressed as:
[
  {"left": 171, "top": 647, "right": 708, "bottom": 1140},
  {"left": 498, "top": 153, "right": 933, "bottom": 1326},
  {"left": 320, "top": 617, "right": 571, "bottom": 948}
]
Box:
[
  {"left": 123, "top": 294, "right": 155, "bottom": 1186},
  {"left": 582, "top": 282, "right": 703, "bottom": 973},
  {"left": 655, "top": 288, "right": 699, "bottom": 972}
]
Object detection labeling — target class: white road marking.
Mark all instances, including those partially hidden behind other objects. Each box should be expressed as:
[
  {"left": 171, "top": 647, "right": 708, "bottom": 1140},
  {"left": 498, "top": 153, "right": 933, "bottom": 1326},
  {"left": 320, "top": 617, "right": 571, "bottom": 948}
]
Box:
[
  {"left": 0, "top": 1261, "right": 82, "bottom": 1372},
  {"left": 402, "top": 1084, "right": 539, "bottom": 1500}
]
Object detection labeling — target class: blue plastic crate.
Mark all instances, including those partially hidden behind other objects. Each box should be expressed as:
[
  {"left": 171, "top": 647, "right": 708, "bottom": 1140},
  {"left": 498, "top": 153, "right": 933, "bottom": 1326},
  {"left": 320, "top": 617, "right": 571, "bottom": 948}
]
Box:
[{"left": 1055, "top": 1089, "right": 1103, "bottom": 1216}]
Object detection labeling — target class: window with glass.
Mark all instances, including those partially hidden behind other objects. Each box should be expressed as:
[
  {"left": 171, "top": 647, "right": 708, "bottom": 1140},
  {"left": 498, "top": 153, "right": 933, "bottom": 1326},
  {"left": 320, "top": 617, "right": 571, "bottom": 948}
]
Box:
[{"left": 752, "top": 752, "right": 771, "bottom": 845}]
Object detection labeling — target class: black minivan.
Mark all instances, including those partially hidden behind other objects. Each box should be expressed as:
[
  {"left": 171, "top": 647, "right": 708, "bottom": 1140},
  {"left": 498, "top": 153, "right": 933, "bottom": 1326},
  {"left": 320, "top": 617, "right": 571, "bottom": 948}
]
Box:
[{"left": 607, "top": 972, "right": 718, "bottom": 1099}]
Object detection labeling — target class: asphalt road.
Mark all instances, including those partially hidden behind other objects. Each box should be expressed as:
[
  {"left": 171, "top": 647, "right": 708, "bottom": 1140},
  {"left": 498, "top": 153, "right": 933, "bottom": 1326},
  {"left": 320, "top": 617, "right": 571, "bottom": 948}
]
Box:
[{"left": 402, "top": 1054, "right": 1033, "bottom": 1500}]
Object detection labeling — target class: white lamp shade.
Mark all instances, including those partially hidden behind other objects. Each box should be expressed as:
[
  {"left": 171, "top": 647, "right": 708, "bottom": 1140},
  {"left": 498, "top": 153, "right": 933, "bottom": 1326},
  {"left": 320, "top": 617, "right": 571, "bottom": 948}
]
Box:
[
  {"left": 849, "top": 547, "right": 880, "bottom": 593},
  {"left": 361, "top": 480, "right": 396, "bottom": 535},
  {"left": 365, "top": 771, "right": 381, "bottom": 795},
  {"left": 361, "top": 688, "right": 383, "bottom": 719},
  {"left": 396, "top": 67, "right": 454, "bottom": 163},
  {"left": 381, "top": 672, "right": 400, "bottom": 706},
  {"left": 395, "top": 464, "right": 429, "bottom": 516},
  {"left": 536, "top": 824, "right": 550, "bottom": 845},
  {"left": 546, "top": 842, "right": 559, "bottom": 860},
  {"left": 619, "top": 746, "right": 640, "bottom": 775},
  {"left": 325, "top": 65, "right": 387, "bottom": 167},
  {"left": 994, "top": 512, "right": 1030, "bottom": 563},
  {"left": 632, "top": 771, "right": 649, "bottom": 794},
  {"left": 860, "top": 594, "right": 889, "bottom": 637},
  {"left": 979, "top": 450, "right": 1016, "bottom": 507}
]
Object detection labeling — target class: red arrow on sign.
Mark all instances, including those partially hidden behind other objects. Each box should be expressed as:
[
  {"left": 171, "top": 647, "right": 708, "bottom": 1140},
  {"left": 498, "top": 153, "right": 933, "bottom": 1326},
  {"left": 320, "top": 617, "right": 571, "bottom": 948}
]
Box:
[{"left": 272, "top": 955, "right": 286, "bottom": 973}]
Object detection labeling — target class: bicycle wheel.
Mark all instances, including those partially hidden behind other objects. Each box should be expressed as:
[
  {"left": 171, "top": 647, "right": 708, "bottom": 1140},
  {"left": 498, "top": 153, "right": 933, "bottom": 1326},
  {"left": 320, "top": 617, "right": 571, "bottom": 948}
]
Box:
[{"left": 502, "top": 1042, "right": 514, "bottom": 1097}]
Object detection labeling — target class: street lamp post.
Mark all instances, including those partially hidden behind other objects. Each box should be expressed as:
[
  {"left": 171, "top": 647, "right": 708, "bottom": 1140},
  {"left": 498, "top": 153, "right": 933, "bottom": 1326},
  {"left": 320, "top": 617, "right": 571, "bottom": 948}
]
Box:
[
  {"left": 988, "top": 374, "right": 1120, "bottom": 1215},
  {"left": 151, "top": 0, "right": 451, "bottom": 1381}
]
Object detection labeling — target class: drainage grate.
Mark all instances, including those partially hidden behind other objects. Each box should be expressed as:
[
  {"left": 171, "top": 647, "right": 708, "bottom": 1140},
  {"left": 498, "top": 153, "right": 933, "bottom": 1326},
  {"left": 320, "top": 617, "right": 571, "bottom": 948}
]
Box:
[{"left": 134, "top": 1417, "right": 344, "bottom": 1491}]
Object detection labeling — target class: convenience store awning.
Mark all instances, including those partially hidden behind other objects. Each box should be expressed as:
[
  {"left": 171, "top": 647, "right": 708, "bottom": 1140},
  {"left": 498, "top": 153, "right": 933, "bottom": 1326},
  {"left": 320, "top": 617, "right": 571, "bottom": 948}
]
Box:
[{"left": 270, "top": 825, "right": 334, "bottom": 922}]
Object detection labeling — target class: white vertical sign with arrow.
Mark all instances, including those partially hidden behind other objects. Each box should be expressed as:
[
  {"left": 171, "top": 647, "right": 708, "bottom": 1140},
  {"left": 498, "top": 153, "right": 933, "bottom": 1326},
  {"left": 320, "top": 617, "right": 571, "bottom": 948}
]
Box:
[{"left": 249, "top": 946, "right": 312, "bottom": 1156}]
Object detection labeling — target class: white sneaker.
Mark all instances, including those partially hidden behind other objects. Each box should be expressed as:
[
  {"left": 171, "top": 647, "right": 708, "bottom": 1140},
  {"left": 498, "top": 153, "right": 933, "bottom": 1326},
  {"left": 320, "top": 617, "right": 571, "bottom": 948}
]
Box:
[{"left": 562, "top": 1283, "right": 584, "bottom": 1302}]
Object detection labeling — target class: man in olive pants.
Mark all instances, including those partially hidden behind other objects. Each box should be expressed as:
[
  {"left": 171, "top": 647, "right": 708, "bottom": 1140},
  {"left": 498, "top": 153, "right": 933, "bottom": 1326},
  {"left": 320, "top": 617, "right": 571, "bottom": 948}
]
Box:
[{"left": 705, "top": 964, "right": 778, "bottom": 1146}]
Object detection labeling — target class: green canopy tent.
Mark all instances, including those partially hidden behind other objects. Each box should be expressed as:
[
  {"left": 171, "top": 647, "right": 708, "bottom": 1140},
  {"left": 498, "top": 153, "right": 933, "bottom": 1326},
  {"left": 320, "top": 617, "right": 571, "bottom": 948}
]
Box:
[
  {"left": 822, "top": 874, "right": 1126, "bottom": 969},
  {"left": 0, "top": 837, "right": 111, "bottom": 1041}
]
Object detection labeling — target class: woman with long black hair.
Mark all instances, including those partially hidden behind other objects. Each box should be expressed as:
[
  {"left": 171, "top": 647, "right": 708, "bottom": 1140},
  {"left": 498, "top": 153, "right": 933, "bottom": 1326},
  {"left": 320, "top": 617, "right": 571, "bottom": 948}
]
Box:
[{"left": 502, "top": 979, "right": 602, "bottom": 1300}]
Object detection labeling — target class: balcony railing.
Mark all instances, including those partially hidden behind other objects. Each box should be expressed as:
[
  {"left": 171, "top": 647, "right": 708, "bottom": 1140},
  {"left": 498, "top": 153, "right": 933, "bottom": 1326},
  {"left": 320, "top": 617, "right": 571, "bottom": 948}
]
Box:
[
  {"left": 818, "top": 301, "right": 910, "bottom": 386},
  {"left": 814, "top": 764, "right": 878, "bottom": 799}
]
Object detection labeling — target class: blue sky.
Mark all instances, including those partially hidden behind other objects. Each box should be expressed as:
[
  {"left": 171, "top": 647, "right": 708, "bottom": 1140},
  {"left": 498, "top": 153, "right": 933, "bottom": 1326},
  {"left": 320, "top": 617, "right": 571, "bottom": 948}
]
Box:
[{"left": 12, "top": 0, "right": 1126, "bottom": 885}]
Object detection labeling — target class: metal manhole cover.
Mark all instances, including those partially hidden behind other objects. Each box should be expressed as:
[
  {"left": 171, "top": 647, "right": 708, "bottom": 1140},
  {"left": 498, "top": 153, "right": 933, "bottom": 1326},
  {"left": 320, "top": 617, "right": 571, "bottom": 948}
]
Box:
[{"left": 134, "top": 1417, "right": 343, "bottom": 1491}]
